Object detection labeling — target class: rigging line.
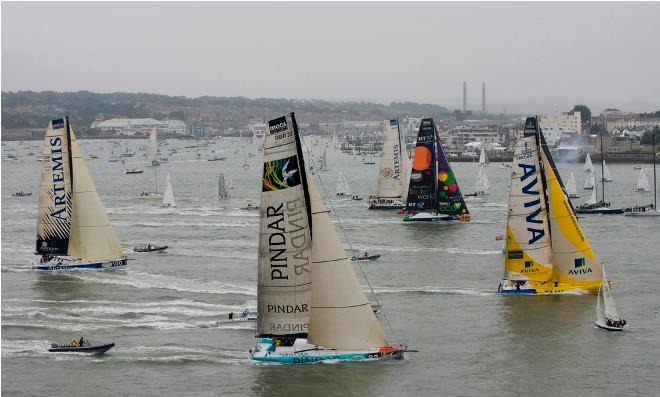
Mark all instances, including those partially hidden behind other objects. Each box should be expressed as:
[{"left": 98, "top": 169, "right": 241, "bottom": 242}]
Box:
[{"left": 300, "top": 137, "right": 403, "bottom": 347}]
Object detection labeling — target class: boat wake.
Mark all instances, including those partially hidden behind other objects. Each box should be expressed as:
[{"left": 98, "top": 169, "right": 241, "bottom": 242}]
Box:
[{"left": 371, "top": 286, "right": 495, "bottom": 297}]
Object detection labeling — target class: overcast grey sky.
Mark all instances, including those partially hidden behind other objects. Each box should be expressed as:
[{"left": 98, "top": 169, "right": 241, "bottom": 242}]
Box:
[{"left": 2, "top": 2, "right": 659, "bottom": 113}]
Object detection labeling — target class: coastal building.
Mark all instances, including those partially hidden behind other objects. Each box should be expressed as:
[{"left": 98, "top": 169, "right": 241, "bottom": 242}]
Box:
[
  {"left": 91, "top": 118, "right": 186, "bottom": 135},
  {"left": 540, "top": 111, "right": 582, "bottom": 134}
]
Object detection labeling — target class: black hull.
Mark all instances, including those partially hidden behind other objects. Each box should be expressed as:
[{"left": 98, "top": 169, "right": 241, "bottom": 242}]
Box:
[{"left": 49, "top": 342, "right": 115, "bottom": 354}]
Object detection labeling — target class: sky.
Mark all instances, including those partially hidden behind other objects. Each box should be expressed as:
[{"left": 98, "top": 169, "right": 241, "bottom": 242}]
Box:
[{"left": 2, "top": 2, "right": 660, "bottom": 114}]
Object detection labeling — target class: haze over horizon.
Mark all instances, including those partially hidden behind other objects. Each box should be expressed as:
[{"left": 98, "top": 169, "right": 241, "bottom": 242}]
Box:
[{"left": 2, "top": 2, "right": 659, "bottom": 115}]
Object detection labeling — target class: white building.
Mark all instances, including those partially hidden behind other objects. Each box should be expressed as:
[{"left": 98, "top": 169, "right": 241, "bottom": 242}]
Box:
[
  {"left": 91, "top": 118, "right": 186, "bottom": 135},
  {"left": 541, "top": 111, "right": 582, "bottom": 135}
]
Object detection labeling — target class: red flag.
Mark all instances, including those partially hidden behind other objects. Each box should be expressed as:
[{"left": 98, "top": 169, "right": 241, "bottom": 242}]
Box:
[{"left": 495, "top": 234, "right": 503, "bottom": 241}]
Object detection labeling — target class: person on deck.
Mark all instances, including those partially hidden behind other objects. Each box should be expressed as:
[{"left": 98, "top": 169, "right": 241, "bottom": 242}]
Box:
[
  {"left": 79, "top": 337, "right": 85, "bottom": 347},
  {"left": 70, "top": 338, "right": 77, "bottom": 347}
]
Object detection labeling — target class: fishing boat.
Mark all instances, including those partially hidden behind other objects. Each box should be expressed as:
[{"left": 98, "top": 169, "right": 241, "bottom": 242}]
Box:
[
  {"left": 32, "top": 117, "right": 127, "bottom": 271},
  {"left": 250, "top": 113, "right": 406, "bottom": 364},
  {"left": 499, "top": 117, "right": 605, "bottom": 294},
  {"left": 584, "top": 152, "right": 593, "bottom": 173},
  {"left": 595, "top": 266, "right": 628, "bottom": 331},
  {"left": 133, "top": 244, "right": 168, "bottom": 253},
  {"left": 49, "top": 340, "right": 115, "bottom": 354},
  {"left": 162, "top": 173, "right": 175, "bottom": 207},
  {"left": 368, "top": 118, "right": 408, "bottom": 210},
  {"left": 336, "top": 170, "right": 351, "bottom": 196},
  {"left": 124, "top": 168, "right": 143, "bottom": 174},
  {"left": 626, "top": 134, "right": 660, "bottom": 216},
  {"left": 218, "top": 173, "right": 230, "bottom": 198},
  {"left": 403, "top": 118, "right": 470, "bottom": 222},
  {"left": 634, "top": 168, "right": 651, "bottom": 192},
  {"left": 575, "top": 136, "right": 624, "bottom": 214},
  {"left": 567, "top": 172, "right": 579, "bottom": 198},
  {"left": 11, "top": 191, "right": 32, "bottom": 197}
]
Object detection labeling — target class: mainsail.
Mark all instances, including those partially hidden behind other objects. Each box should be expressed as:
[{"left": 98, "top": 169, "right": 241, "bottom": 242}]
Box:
[
  {"left": 479, "top": 147, "right": 489, "bottom": 166},
  {"left": 475, "top": 164, "right": 490, "bottom": 195},
  {"left": 163, "top": 174, "right": 175, "bottom": 206},
  {"left": 218, "top": 173, "right": 229, "bottom": 198},
  {"left": 36, "top": 118, "right": 73, "bottom": 255},
  {"left": 377, "top": 118, "right": 406, "bottom": 198},
  {"left": 336, "top": 170, "right": 351, "bottom": 196},
  {"left": 584, "top": 153, "right": 593, "bottom": 172},
  {"left": 406, "top": 118, "right": 437, "bottom": 212},
  {"left": 538, "top": 124, "right": 603, "bottom": 287},
  {"left": 504, "top": 118, "right": 553, "bottom": 282},
  {"left": 147, "top": 130, "right": 159, "bottom": 165},
  {"left": 602, "top": 161, "right": 613, "bottom": 182},
  {"left": 567, "top": 172, "right": 578, "bottom": 197},
  {"left": 67, "top": 125, "right": 124, "bottom": 262},
  {"left": 636, "top": 168, "right": 651, "bottom": 191},
  {"left": 256, "top": 113, "right": 312, "bottom": 339},
  {"left": 584, "top": 169, "right": 596, "bottom": 190}
]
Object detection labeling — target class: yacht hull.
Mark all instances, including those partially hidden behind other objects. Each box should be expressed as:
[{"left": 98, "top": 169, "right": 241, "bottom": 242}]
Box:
[
  {"left": 33, "top": 258, "right": 127, "bottom": 271},
  {"left": 498, "top": 279, "right": 601, "bottom": 295},
  {"left": 250, "top": 338, "right": 404, "bottom": 364}
]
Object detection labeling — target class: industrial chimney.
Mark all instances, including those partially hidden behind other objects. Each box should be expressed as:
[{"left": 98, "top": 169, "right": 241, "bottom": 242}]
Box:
[
  {"left": 462, "top": 81, "right": 467, "bottom": 113},
  {"left": 482, "top": 82, "right": 486, "bottom": 113}
]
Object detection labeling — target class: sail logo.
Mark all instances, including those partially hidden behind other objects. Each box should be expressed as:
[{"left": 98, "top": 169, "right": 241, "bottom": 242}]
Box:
[
  {"left": 569, "top": 257, "right": 592, "bottom": 275},
  {"left": 263, "top": 155, "right": 301, "bottom": 191},
  {"left": 389, "top": 118, "right": 397, "bottom": 126},
  {"left": 392, "top": 144, "right": 401, "bottom": 179},
  {"left": 521, "top": 260, "right": 539, "bottom": 273},
  {"left": 52, "top": 118, "right": 65, "bottom": 129},
  {"left": 49, "top": 136, "right": 68, "bottom": 220},
  {"left": 268, "top": 116, "right": 288, "bottom": 134},
  {"left": 264, "top": 199, "right": 310, "bottom": 281},
  {"left": 515, "top": 142, "right": 533, "bottom": 160},
  {"left": 519, "top": 162, "right": 545, "bottom": 245}
]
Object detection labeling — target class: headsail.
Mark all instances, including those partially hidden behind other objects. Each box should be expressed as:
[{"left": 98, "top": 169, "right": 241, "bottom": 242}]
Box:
[
  {"left": 36, "top": 118, "right": 73, "bottom": 255},
  {"left": 256, "top": 113, "right": 312, "bottom": 339},
  {"left": 584, "top": 169, "right": 595, "bottom": 190},
  {"left": 163, "top": 174, "right": 175, "bottom": 206},
  {"left": 602, "top": 161, "right": 613, "bottom": 182},
  {"left": 636, "top": 168, "right": 651, "bottom": 191},
  {"left": 377, "top": 118, "right": 406, "bottom": 198},
  {"left": 538, "top": 127, "right": 602, "bottom": 287},
  {"left": 584, "top": 153, "right": 593, "bottom": 172},
  {"left": 307, "top": 170, "right": 387, "bottom": 350},
  {"left": 504, "top": 117, "right": 553, "bottom": 281},
  {"left": 67, "top": 125, "right": 124, "bottom": 262},
  {"left": 567, "top": 172, "right": 578, "bottom": 197},
  {"left": 336, "top": 170, "right": 351, "bottom": 195}
]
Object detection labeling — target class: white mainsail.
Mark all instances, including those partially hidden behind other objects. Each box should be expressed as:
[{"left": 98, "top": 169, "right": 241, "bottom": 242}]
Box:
[
  {"left": 257, "top": 114, "right": 312, "bottom": 338},
  {"left": 319, "top": 147, "right": 329, "bottom": 170},
  {"left": 474, "top": 164, "right": 490, "bottom": 195},
  {"left": 584, "top": 169, "right": 596, "bottom": 190},
  {"left": 376, "top": 118, "right": 406, "bottom": 198},
  {"left": 478, "top": 147, "right": 489, "bottom": 166},
  {"left": 504, "top": 134, "right": 553, "bottom": 281},
  {"left": 36, "top": 118, "right": 73, "bottom": 255},
  {"left": 635, "top": 168, "right": 651, "bottom": 191},
  {"left": 218, "top": 173, "right": 230, "bottom": 198},
  {"left": 602, "top": 160, "right": 613, "bottom": 182},
  {"left": 224, "top": 169, "right": 234, "bottom": 189},
  {"left": 585, "top": 188, "right": 598, "bottom": 205},
  {"left": 147, "top": 129, "right": 159, "bottom": 165},
  {"left": 336, "top": 170, "right": 351, "bottom": 196},
  {"left": 584, "top": 153, "right": 593, "bottom": 172},
  {"left": 67, "top": 126, "right": 124, "bottom": 261},
  {"left": 162, "top": 174, "right": 175, "bottom": 207},
  {"left": 307, "top": 175, "right": 388, "bottom": 350},
  {"left": 567, "top": 172, "right": 578, "bottom": 197}
]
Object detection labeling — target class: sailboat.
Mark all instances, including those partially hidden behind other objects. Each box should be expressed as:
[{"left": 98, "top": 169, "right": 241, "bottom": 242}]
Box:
[
  {"left": 250, "top": 113, "right": 406, "bottom": 364},
  {"left": 583, "top": 169, "right": 596, "bottom": 190},
  {"left": 478, "top": 146, "right": 490, "bottom": 167},
  {"left": 162, "top": 174, "right": 175, "bottom": 207},
  {"left": 140, "top": 165, "right": 163, "bottom": 199},
  {"left": 602, "top": 160, "right": 614, "bottom": 182},
  {"left": 218, "top": 173, "right": 230, "bottom": 198},
  {"left": 575, "top": 135, "right": 624, "bottom": 214},
  {"left": 634, "top": 168, "right": 651, "bottom": 192},
  {"left": 595, "top": 266, "right": 627, "bottom": 331},
  {"left": 466, "top": 164, "right": 490, "bottom": 199},
  {"left": 32, "top": 117, "right": 127, "bottom": 271},
  {"left": 224, "top": 169, "right": 235, "bottom": 189},
  {"left": 567, "top": 172, "right": 579, "bottom": 198},
  {"left": 403, "top": 118, "right": 470, "bottom": 222},
  {"left": 626, "top": 133, "right": 660, "bottom": 216},
  {"left": 147, "top": 129, "right": 159, "bottom": 167},
  {"left": 336, "top": 170, "right": 351, "bottom": 196},
  {"left": 584, "top": 152, "right": 593, "bottom": 173},
  {"left": 499, "top": 116, "right": 604, "bottom": 294},
  {"left": 318, "top": 147, "right": 330, "bottom": 171},
  {"left": 368, "top": 118, "right": 408, "bottom": 210}
]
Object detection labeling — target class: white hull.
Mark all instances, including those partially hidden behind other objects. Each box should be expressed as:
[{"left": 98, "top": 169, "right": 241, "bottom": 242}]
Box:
[{"left": 250, "top": 338, "right": 404, "bottom": 364}]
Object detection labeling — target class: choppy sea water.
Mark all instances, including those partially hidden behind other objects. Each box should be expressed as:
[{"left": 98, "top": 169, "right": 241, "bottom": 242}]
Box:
[{"left": 2, "top": 138, "right": 659, "bottom": 396}]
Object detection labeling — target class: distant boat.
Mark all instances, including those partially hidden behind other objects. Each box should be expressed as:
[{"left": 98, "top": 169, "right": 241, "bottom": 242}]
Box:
[
  {"left": 368, "top": 118, "right": 407, "bottom": 210},
  {"left": 32, "top": 117, "right": 127, "bottom": 271},
  {"left": 147, "top": 129, "right": 159, "bottom": 167},
  {"left": 207, "top": 156, "right": 227, "bottom": 161},
  {"left": 478, "top": 146, "right": 490, "bottom": 166},
  {"left": 602, "top": 160, "right": 614, "bottom": 182},
  {"left": 576, "top": 136, "right": 623, "bottom": 214},
  {"left": 404, "top": 118, "right": 470, "bottom": 222},
  {"left": 49, "top": 340, "right": 115, "bottom": 354},
  {"left": 634, "top": 168, "right": 651, "bottom": 192},
  {"left": 567, "top": 172, "right": 579, "bottom": 198},
  {"left": 626, "top": 134, "right": 659, "bottom": 217},
  {"left": 466, "top": 164, "right": 490, "bottom": 198},
  {"left": 218, "top": 173, "right": 230, "bottom": 198},
  {"left": 124, "top": 168, "right": 143, "bottom": 174},
  {"left": 133, "top": 244, "right": 168, "bottom": 253},
  {"left": 584, "top": 152, "right": 593, "bottom": 173},
  {"left": 499, "top": 116, "right": 605, "bottom": 294},
  {"left": 217, "top": 309, "right": 257, "bottom": 328},
  {"left": 11, "top": 191, "right": 32, "bottom": 197},
  {"left": 225, "top": 169, "right": 234, "bottom": 189},
  {"left": 250, "top": 112, "right": 405, "bottom": 364},
  {"left": 584, "top": 169, "right": 596, "bottom": 190},
  {"left": 318, "top": 147, "right": 330, "bottom": 171},
  {"left": 162, "top": 173, "right": 176, "bottom": 207},
  {"left": 351, "top": 253, "right": 381, "bottom": 261},
  {"left": 595, "top": 266, "right": 628, "bottom": 332},
  {"left": 242, "top": 203, "right": 259, "bottom": 210},
  {"left": 336, "top": 170, "right": 351, "bottom": 196}
]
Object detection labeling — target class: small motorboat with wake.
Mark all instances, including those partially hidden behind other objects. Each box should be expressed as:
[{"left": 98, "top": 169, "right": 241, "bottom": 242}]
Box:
[
  {"left": 124, "top": 168, "right": 144, "bottom": 174},
  {"left": 49, "top": 337, "right": 114, "bottom": 354},
  {"left": 11, "top": 191, "right": 32, "bottom": 197},
  {"left": 133, "top": 244, "right": 168, "bottom": 253},
  {"left": 242, "top": 203, "right": 259, "bottom": 210},
  {"left": 351, "top": 194, "right": 363, "bottom": 201},
  {"left": 351, "top": 252, "right": 381, "bottom": 261},
  {"left": 217, "top": 309, "right": 257, "bottom": 328}
]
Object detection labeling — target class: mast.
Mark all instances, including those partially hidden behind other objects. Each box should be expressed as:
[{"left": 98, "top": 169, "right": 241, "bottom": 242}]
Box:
[
  {"left": 654, "top": 132, "right": 657, "bottom": 209},
  {"left": 600, "top": 132, "right": 605, "bottom": 202},
  {"left": 433, "top": 124, "right": 439, "bottom": 213},
  {"left": 65, "top": 116, "right": 74, "bottom": 188}
]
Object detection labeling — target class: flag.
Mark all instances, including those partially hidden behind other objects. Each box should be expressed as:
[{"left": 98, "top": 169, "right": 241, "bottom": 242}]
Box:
[{"left": 495, "top": 234, "right": 503, "bottom": 241}]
